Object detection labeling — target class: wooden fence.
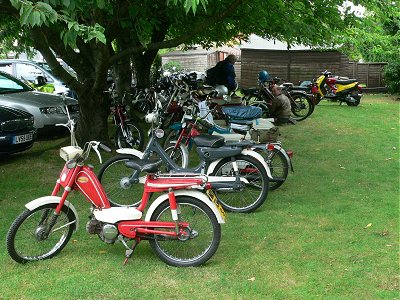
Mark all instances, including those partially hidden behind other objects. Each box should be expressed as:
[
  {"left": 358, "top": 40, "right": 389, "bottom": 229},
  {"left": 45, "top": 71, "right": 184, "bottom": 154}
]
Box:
[{"left": 239, "top": 49, "right": 387, "bottom": 90}]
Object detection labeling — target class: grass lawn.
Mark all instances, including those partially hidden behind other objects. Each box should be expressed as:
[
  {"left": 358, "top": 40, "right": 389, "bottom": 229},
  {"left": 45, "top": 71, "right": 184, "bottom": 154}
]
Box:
[{"left": 0, "top": 94, "right": 398, "bottom": 299}]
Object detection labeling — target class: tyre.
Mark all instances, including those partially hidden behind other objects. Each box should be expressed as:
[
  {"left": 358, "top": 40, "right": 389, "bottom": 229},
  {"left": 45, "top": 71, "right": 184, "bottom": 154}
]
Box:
[
  {"left": 346, "top": 91, "right": 361, "bottom": 106},
  {"left": 163, "top": 129, "right": 180, "bottom": 149},
  {"left": 211, "top": 155, "right": 269, "bottom": 213},
  {"left": 149, "top": 196, "right": 221, "bottom": 267},
  {"left": 133, "top": 100, "right": 153, "bottom": 114},
  {"left": 115, "top": 121, "right": 144, "bottom": 150},
  {"left": 290, "top": 94, "right": 314, "bottom": 121},
  {"left": 164, "top": 144, "right": 187, "bottom": 169},
  {"left": 264, "top": 148, "right": 289, "bottom": 190},
  {"left": 98, "top": 154, "right": 143, "bottom": 207},
  {"left": 6, "top": 203, "right": 76, "bottom": 263}
]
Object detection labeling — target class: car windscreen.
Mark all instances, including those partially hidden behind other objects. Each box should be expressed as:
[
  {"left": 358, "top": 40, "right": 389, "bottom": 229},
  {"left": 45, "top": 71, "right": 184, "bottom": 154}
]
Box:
[{"left": 0, "top": 73, "right": 32, "bottom": 94}]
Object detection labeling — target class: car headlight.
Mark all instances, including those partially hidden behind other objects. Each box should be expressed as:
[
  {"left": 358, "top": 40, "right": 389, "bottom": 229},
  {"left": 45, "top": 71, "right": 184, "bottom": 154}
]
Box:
[
  {"left": 28, "top": 116, "right": 34, "bottom": 126},
  {"left": 40, "top": 106, "right": 64, "bottom": 114}
]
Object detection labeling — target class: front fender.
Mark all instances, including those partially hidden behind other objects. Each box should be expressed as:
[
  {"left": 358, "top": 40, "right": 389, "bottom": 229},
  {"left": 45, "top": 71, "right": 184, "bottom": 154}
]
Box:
[
  {"left": 25, "top": 196, "right": 79, "bottom": 231},
  {"left": 145, "top": 190, "right": 225, "bottom": 224},
  {"left": 116, "top": 148, "right": 144, "bottom": 158}
]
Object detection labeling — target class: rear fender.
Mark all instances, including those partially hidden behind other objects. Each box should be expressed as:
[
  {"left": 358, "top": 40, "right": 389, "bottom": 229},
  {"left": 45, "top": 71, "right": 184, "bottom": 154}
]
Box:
[
  {"left": 206, "top": 150, "right": 272, "bottom": 179},
  {"left": 25, "top": 196, "right": 79, "bottom": 231},
  {"left": 240, "top": 149, "right": 272, "bottom": 179},
  {"left": 145, "top": 190, "right": 225, "bottom": 224}
]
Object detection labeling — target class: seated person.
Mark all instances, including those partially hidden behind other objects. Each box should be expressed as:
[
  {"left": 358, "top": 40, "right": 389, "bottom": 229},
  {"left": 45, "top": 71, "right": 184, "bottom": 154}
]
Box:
[{"left": 269, "top": 85, "right": 292, "bottom": 125}]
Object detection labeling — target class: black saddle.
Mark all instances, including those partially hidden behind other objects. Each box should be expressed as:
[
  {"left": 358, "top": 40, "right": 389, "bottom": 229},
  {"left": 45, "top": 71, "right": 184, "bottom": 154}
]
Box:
[
  {"left": 125, "top": 159, "right": 162, "bottom": 173},
  {"left": 241, "top": 88, "right": 259, "bottom": 96},
  {"left": 336, "top": 79, "right": 358, "bottom": 85},
  {"left": 224, "top": 140, "right": 253, "bottom": 147},
  {"left": 192, "top": 135, "right": 225, "bottom": 148}
]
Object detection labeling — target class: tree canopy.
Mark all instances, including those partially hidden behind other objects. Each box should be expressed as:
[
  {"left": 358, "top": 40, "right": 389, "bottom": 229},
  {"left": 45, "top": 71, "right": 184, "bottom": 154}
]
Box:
[{"left": 0, "top": 0, "right": 393, "bottom": 142}]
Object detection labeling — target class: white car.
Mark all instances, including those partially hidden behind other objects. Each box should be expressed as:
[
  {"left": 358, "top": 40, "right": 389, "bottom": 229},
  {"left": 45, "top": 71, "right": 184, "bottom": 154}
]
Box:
[
  {"left": 0, "top": 59, "right": 76, "bottom": 98},
  {"left": 0, "top": 71, "right": 79, "bottom": 131}
]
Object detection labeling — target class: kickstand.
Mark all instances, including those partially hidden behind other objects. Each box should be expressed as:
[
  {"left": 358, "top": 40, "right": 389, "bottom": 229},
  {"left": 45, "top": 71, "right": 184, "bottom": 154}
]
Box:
[{"left": 123, "top": 238, "right": 140, "bottom": 265}]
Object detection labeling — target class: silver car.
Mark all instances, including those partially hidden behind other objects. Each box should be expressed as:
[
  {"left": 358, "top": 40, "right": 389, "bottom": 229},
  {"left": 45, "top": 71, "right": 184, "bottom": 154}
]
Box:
[{"left": 0, "top": 71, "right": 79, "bottom": 130}]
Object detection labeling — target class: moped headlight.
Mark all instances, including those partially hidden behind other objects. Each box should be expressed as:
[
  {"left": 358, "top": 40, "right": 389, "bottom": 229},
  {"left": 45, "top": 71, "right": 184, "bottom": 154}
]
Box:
[{"left": 155, "top": 129, "right": 164, "bottom": 138}]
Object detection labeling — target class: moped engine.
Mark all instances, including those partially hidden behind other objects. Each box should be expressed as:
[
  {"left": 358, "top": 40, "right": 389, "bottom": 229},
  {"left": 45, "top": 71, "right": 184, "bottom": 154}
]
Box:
[
  {"left": 86, "top": 219, "right": 119, "bottom": 244},
  {"left": 99, "top": 224, "right": 119, "bottom": 244}
]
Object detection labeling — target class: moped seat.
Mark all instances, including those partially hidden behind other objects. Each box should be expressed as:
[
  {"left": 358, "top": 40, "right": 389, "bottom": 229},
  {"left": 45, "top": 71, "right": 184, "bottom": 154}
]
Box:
[
  {"left": 335, "top": 79, "right": 358, "bottom": 85},
  {"left": 125, "top": 159, "right": 162, "bottom": 173},
  {"left": 192, "top": 134, "right": 225, "bottom": 148},
  {"left": 225, "top": 140, "right": 253, "bottom": 147}
]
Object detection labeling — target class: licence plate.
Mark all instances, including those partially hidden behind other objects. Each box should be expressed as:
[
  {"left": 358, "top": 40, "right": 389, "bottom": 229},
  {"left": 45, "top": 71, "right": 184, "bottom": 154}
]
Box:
[
  {"left": 13, "top": 133, "right": 33, "bottom": 144},
  {"left": 206, "top": 189, "right": 226, "bottom": 221}
]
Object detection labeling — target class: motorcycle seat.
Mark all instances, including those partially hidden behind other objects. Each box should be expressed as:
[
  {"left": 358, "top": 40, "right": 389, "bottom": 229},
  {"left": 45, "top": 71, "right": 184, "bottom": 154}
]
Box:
[
  {"left": 192, "top": 134, "right": 225, "bottom": 148},
  {"left": 335, "top": 79, "right": 358, "bottom": 85},
  {"left": 241, "top": 88, "right": 259, "bottom": 96},
  {"left": 222, "top": 106, "right": 262, "bottom": 120},
  {"left": 125, "top": 159, "right": 162, "bottom": 173},
  {"left": 230, "top": 118, "right": 254, "bottom": 125},
  {"left": 288, "top": 86, "right": 310, "bottom": 92}
]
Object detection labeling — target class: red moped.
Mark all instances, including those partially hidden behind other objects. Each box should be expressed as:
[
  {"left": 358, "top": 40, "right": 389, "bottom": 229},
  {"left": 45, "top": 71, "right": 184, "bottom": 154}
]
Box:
[{"left": 6, "top": 106, "right": 224, "bottom": 267}]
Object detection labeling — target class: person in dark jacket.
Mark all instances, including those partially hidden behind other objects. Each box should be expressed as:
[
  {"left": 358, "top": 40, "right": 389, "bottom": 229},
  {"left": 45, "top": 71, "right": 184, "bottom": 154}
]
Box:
[{"left": 209, "top": 54, "right": 238, "bottom": 92}]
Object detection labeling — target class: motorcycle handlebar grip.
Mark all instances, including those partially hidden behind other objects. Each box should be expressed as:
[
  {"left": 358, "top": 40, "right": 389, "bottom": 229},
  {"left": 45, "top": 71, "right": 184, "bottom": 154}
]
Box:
[{"left": 99, "top": 143, "right": 112, "bottom": 153}]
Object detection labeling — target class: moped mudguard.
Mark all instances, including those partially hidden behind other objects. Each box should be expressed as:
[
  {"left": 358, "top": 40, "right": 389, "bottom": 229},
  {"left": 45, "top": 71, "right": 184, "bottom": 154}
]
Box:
[
  {"left": 116, "top": 148, "right": 144, "bottom": 158},
  {"left": 25, "top": 196, "right": 79, "bottom": 231},
  {"left": 145, "top": 190, "right": 225, "bottom": 224},
  {"left": 206, "top": 149, "right": 272, "bottom": 179}
]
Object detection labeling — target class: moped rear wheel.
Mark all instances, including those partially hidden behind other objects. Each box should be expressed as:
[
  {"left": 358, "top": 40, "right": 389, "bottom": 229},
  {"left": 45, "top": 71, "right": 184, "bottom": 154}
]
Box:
[
  {"left": 149, "top": 196, "right": 221, "bottom": 267},
  {"left": 6, "top": 204, "right": 75, "bottom": 263},
  {"left": 290, "top": 94, "right": 314, "bottom": 121},
  {"left": 211, "top": 155, "right": 269, "bottom": 213},
  {"left": 264, "top": 148, "right": 289, "bottom": 190},
  {"left": 115, "top": 121, "right": 144, "bottom": 150}
]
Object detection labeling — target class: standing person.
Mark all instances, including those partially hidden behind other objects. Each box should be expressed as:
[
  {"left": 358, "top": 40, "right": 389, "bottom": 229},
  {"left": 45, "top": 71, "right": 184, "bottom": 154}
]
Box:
[{"left": 206, "top": 54, "right": 238, "bottom": 92}]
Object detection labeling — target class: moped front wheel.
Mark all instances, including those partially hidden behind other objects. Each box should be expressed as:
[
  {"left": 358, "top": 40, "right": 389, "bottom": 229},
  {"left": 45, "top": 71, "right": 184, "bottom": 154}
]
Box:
[
  {"left": 98, "top": 154, "right": 143, "bottom": 207},
  {"left": 211, "top": 155, "right": 269, "bottom": 213},
  {"left": 6, "top": 204, "right": 76, "bottom": 263},
  {"left": 149, "top": 196, "right": 221, "bottom": 267}
]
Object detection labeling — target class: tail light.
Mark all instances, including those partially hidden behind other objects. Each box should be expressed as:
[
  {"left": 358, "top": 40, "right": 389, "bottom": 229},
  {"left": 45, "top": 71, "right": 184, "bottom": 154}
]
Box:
[
  {"left": 286, "top": 150, "right": 293, "bottom": 158},
  {"left": 357, "top": 85, "right": 363, "bottom": 93},
  {"left": 311, "top": 85, "right": 319, "bottom": 93},
  {"left": 266, "top": 144, "right": 275, "bottom": 151}
]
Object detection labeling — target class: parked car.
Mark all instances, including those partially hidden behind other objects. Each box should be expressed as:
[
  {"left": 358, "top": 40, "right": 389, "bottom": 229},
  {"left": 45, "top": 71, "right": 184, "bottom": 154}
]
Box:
[
  {"left": 0, "top": 59, "right": 77, "bottom": 98},
  {"left": 0, "top": 71, "right": 79, "bottom": 131},
  {"left": 0, "top": 105, "right": 37, "bottom": 157}
]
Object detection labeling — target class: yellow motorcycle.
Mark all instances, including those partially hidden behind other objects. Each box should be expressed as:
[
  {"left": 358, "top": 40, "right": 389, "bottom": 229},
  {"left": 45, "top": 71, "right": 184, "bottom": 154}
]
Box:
[{"left": 311, "top": 70, "right": 363, "bottom": 106}]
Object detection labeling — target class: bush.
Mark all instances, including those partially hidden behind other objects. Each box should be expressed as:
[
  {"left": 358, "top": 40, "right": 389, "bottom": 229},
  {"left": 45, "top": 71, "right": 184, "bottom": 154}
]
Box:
[{"left": 384, "top": 61, "right": 400, "bottom": 94}]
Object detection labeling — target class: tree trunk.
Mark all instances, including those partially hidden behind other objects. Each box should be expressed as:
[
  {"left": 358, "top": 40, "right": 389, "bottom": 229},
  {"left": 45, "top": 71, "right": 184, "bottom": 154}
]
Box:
[
  {"left": 75, "top": 88, "right": 110, "bottom": 145},
  {"left": 133, "top": 51, "right": 158, "bottom": 88}
]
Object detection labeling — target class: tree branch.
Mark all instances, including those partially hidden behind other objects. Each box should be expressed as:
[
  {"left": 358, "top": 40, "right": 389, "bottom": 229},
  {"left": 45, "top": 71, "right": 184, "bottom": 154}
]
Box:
[{"left": 109, "top": 0, "right": 243, "bottom": 65}]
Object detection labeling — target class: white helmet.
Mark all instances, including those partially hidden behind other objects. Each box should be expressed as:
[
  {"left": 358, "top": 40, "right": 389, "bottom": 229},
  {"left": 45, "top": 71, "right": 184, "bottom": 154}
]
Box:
[{"left": 214, "top": 85, "right": 228, "bottom": 97}]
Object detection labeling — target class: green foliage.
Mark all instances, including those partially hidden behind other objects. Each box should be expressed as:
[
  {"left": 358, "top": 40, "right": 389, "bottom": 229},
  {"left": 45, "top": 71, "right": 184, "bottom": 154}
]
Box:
[
  {"left": 339, "top": 4, "right": 400, "bottom": 93},
  {"left": 384, "top": 61, "right": 400, "bottom": 93},
  {"left": 162, "top": 61, "right": 183, "bottom": 72}
]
